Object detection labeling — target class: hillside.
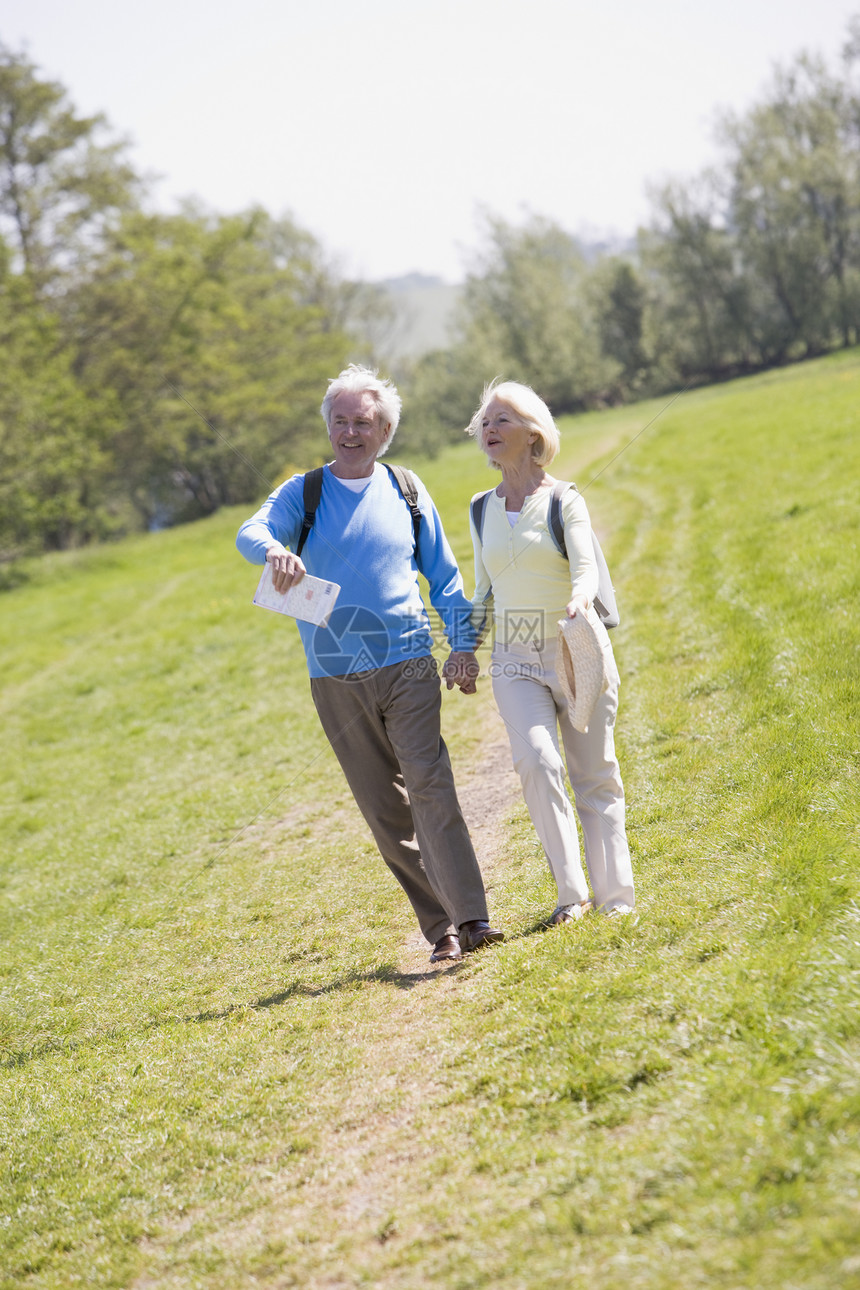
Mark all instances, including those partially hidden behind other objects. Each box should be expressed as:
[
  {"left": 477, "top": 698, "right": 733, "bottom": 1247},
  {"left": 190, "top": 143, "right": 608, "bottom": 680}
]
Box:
[
  {"left": 381, "top": 272, "right": 462, "bottom": 359},
  {"left": 1, "top": 351, "right": 858, "bottom": 1288}
]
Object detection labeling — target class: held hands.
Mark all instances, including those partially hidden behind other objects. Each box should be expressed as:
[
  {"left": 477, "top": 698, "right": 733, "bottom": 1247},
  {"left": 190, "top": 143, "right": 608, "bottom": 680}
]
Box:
[
  {"left": 266, "top": 543, "right": 307, "bottom": 594},
  {"left": 443, "top": 651, "right": 480, "bottom": 695}
]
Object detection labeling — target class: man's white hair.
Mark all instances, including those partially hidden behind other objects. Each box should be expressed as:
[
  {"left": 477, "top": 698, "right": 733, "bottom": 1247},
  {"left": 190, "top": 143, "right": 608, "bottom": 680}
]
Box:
[{"left": 320, "top": 364, "right": 402, "bottom": 456}]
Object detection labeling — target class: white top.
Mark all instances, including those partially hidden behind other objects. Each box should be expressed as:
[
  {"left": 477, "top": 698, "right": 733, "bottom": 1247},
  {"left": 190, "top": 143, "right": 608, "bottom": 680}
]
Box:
[{"left": 332, "top": 473, "right": 373, "bottom": 493}]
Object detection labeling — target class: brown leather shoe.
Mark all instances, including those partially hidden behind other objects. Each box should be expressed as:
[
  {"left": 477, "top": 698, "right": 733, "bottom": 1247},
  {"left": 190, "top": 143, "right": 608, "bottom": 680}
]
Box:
[
  {"left": 458, "top": 920, "right": 505, "bottom": 953},
  {"left": 430, "top": 933, "right": 462, "bottom": 963}
]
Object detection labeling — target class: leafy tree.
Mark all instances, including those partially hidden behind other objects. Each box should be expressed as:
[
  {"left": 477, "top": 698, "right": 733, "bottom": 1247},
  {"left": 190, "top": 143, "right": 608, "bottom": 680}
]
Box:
[
  {"left": 720, "top": 50, "right": 860, "bottom": 357},
  {"left": 0, "top": 47, "right": 387, "bottom": 552},
  {"left": 640, "top": 177, "right": 759, "bottom": 379},
  {"left": 454, "top": 213, "right": 621, "bottom": 413},
  {"left": 0, "top": 42, "right": 138, "bottom": 288},
  {"left": 395, "top": 346, "right": 483, "bottom": 459},
  {"left": 251, "top": 213, "right": 398, "bottom": 365},
  {"left": 587, "top": 257, "right": 649, "bottom": 393},
  {"left": 0, "top": 258, "right": 116, "bottom": 557},
  {"left": 70, "top": 206, "right": 352, "bottom": 527}
]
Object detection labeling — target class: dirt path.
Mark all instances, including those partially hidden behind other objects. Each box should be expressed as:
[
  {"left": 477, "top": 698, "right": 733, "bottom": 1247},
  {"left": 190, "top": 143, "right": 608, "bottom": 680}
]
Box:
[
  {"left": 162, "top": 720, "right": 526, "bottom": 1284},
  {"left": 131, "top": 715, "right": 525, "bottom": 1286}
]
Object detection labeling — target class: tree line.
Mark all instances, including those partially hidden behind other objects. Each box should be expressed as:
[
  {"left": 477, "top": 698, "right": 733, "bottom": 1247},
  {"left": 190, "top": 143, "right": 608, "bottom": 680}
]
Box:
[
  {"left": 2, "top": 22, "right": 859, "bottom": 560},
  {"left": 0, "top": 40, "right": 400, "bottom": 561},
  {"left": 402, "top": 20, "right": 860, "bottom": 454}
]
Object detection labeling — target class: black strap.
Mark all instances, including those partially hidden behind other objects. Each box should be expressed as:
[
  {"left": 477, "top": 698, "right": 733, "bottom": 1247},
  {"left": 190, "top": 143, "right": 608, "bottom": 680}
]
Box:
[
  {"left": 295, "top": 466, "right": 324, "bottom": 558},
  {"left": 295, "top": 463, "right": 422, "bottom": 559},
  {"left": 382, "top": 463, "right": 422, "bottom": 548}
]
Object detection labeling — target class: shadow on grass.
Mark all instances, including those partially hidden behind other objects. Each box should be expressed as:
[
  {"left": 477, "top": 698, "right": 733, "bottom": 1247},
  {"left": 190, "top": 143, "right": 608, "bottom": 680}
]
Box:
[
  {"left": 0, "top": 963, "right": 456, "bottom": 1070},
  {"left": 5, "top": 932, "right": 560, "bottom": 1069},
  {"left": 191, "top": 962, "right": 459, "bottom": 1024},
  {"left": 1, "top": 963, "right": 458, "bottom": 1069},
  {"left": 191, "top": 922, "right": 558, "bottom": 1024}
]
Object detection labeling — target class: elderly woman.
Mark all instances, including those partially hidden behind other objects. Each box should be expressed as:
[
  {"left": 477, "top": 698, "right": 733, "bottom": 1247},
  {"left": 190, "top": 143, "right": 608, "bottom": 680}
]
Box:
[{"left": 467, "top": 379, "right": 635, "bottom": 923}]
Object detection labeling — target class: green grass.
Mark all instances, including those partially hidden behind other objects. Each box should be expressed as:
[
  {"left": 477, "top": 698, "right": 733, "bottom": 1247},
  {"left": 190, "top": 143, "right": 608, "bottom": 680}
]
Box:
[{"left": 1, "top": 350, "right": 858, "bottom": 1288}]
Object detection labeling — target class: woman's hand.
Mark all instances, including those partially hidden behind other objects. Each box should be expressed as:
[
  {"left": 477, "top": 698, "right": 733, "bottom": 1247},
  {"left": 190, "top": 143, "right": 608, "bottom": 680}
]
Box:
[
  {"left": 565, "top": 594, "right": 589, "bottom": 619},
  {"left": 266, "top": 543, "right": 306, "bottom": 594}
]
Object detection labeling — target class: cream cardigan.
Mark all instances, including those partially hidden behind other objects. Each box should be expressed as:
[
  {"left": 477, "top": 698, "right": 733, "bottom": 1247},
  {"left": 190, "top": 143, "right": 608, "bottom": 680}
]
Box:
[{"left": 470, "top": 484, "right": 599, "bottom": 650}]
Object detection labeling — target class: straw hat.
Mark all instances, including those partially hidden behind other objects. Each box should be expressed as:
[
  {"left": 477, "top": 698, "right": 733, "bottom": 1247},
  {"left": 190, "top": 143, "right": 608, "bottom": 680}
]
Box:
[{"left": 556, "top": 607, "right": 610, "bottom": 733}]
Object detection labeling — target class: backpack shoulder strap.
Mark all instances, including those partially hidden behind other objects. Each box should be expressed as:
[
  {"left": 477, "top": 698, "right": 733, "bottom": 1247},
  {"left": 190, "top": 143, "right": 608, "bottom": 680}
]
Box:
[
  {"left": 470, "top": 489, "right": 494, "bottom": 543},
  {"left": 548, "top": 480, "right": 573, "bottom": 557},
  {"left": 295, "top": 466, "right": 324, "bottom": 559},
  {"left": 590, "top": 540, "right": 620, "bottom": 629},
  {"left": 549, "top": 479, "right": 620, "bottom": 629},
  {"left": 383, "top": 462, "right": 422, "bottom": 547}
]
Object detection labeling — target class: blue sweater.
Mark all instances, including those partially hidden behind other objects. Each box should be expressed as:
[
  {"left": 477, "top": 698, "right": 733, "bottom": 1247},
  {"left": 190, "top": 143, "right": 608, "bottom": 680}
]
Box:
[{"left": 236, "top": 463, "right": 477, "bottom": 678}]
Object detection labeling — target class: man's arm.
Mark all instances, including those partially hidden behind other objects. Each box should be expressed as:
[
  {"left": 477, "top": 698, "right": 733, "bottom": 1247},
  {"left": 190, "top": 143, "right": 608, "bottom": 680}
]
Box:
[
  {"left": 411, "top": 479, "right": 481, "bottom": 694},
  {"left": 236, "top": 476, "right": 306, "bottom": 592}
]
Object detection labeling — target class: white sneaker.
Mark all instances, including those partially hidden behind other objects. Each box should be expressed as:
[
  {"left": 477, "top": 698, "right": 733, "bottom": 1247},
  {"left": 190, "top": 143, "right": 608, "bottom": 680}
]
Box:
[
  {"left": 605, "top": 903, "right": 638, "bottom": 924},
  {"left": 549, "top": 900, "right": 593, "bottom": 925}
]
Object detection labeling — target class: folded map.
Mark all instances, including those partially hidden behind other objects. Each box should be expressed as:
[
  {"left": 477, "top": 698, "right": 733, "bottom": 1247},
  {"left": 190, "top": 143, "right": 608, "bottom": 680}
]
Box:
[{"left": 252, "top": 564, "right": 340, "bottom": 627}]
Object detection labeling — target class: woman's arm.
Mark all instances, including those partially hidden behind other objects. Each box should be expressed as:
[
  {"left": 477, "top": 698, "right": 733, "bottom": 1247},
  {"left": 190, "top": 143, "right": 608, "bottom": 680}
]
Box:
[{"left": 562, "top": 489, "right": 599, "bottom": 615}]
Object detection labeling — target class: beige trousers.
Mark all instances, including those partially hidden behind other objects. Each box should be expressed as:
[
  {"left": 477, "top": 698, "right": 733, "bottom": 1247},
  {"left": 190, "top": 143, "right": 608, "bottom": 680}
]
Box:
[{"left": 491, "top": 637, "right": 635, "bottom": 912}]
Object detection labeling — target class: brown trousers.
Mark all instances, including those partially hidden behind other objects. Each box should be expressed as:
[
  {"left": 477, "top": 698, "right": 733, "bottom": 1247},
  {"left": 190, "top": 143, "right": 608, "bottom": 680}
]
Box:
[{"left": 310, "top": 658, "right": 489, "bottom": 945}]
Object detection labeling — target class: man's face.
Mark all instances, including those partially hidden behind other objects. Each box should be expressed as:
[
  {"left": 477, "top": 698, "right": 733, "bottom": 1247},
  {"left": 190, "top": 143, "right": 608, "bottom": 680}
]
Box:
[{"left": 328, "top": 390, "right": 391, "bottom": 478}]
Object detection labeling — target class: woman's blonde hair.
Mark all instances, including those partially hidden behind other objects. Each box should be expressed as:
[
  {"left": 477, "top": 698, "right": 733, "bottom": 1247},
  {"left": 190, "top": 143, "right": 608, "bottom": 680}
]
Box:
[{"left": 465, "top": 379, "right": 560, "bottom": 467}]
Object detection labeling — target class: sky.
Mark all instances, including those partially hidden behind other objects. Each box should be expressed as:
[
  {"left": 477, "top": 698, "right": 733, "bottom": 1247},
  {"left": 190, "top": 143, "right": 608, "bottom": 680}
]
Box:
[{"left": 3, "top": 0, "right": 857, "bottom": 283}]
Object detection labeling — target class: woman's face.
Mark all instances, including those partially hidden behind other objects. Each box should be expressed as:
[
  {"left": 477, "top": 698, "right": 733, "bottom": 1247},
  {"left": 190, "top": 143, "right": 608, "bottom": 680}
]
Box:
[{"left": 481, "top": 398, "right": 537, "bottom": 465}]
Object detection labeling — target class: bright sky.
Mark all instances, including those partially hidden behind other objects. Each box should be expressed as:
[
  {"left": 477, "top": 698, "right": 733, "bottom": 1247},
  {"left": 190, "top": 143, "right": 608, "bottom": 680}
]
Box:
[{"left": 3, "top": 0, "right": 856, "bottom": 283}]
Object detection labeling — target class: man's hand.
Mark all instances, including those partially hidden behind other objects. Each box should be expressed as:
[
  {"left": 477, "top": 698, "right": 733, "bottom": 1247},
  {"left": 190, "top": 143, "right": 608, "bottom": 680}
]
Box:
[
  {"left": 266, "top": 543, "right": 307, "bottom": 594},
  {"left": 443, "top": 651, "right": 480, "bottom": 695}
]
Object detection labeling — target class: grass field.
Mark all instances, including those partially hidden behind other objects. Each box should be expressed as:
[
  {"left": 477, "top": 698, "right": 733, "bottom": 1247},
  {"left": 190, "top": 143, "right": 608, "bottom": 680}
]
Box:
[{"left": 1, "top": 350, "right": 858, "bottom": 1288}]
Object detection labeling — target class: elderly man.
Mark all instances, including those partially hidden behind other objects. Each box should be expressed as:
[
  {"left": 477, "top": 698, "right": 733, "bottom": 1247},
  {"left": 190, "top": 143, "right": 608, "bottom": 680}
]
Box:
[{"left": 236, "top": 364, "right": 503, "bottom": 964}]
